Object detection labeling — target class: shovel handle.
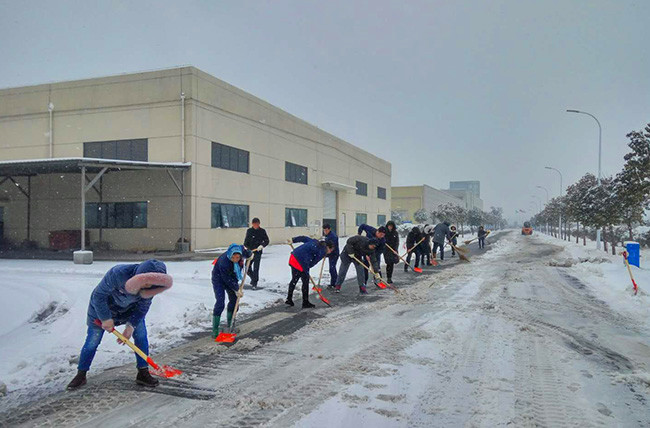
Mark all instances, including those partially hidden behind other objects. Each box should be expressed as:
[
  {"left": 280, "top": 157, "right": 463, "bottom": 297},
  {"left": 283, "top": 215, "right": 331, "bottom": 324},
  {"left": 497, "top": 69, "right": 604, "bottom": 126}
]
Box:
[
  {"left": 386, "top": 243, "right": 419, "bottom": 271},
  {"left": 93, "top": 319, "right": 157, "bottom": 369},
  {"left": 400, "top": 237, "right": 426, "bottom": 259},
  {"left": 230, "top": 253, "right": 256, "bottom": 329}
]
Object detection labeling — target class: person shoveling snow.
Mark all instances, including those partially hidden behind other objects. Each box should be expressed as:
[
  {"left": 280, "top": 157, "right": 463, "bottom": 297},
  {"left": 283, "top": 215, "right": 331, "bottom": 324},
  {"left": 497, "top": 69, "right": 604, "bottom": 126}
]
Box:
[{"left": 67, "top": 259, "right": 173, "bottom": 390}]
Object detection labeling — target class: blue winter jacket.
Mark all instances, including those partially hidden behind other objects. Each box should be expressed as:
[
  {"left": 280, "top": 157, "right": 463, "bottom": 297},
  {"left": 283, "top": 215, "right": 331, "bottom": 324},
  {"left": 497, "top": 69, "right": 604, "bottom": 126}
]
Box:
[
  {"left": 357, "top": 224, "right": 385, "bottom": 252},
  {"left": 323, "top": 230, "right": 339, "bottom": 257},
  {"left": 212, "top": 244, "right": 252, "bottom": 292},
  {"left": 87, "top": 259, "right": 167, "bottom": 327},
  {"left": 291, "top": 236, "right": 327, "bottom": 271}
]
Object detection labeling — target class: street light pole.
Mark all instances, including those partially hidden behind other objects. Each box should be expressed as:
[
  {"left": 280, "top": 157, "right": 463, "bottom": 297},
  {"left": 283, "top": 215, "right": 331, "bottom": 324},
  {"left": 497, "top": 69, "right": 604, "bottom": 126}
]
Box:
[
  {"left": 567, "top": 109, "right": 602, "bottom": 249},
  {"left": 545, "top": 166, "right": 563, "bottom": 239}
]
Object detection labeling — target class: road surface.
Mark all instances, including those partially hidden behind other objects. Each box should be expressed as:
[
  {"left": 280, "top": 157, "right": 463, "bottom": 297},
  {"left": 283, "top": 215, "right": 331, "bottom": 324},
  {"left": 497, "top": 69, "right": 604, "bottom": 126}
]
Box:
[{"left": 2, "top": 231, "right": 649, "bottom": 427}]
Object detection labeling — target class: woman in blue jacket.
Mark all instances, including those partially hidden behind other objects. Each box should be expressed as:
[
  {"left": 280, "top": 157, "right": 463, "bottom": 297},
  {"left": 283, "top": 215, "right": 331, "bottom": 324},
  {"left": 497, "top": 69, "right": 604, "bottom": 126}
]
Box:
[
  {"left": 212, "top": 243, "right": 252, "bottom": 338},
  {"left": 287, "top": 236, "right": 335, "bottom": 308}
]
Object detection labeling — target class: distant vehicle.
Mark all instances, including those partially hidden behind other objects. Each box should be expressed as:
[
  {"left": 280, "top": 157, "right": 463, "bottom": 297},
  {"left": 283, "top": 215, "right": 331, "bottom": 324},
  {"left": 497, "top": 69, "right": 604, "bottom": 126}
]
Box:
[{"left": 522, "top": 222, "right": 533, "bottom": 235}]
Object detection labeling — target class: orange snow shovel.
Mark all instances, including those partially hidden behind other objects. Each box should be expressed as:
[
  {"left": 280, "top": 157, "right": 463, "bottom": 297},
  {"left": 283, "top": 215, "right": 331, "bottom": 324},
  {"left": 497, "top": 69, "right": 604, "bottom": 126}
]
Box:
[
  {"left": 216, "top": 253, "right": 256, "bottom": 343},
  {"left": 93, "top": 319, "right": 182, "bottom": 378},
  {"left": 350, "top": 254, "right": 398, "bottom": 292},
  {"left": 386, "top": 243, "right": 422, "bottom": 273},
  {"left": 622, "top": 251, "right": 639, "bottom": 295},
  {"left": 288, "top": 243, "right": 331, "bottom": 307}
]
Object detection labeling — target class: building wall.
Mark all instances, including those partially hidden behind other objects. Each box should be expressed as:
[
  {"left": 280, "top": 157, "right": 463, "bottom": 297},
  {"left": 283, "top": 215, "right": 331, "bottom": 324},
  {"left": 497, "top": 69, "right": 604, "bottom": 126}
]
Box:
[
  {"left": 0, "top": 67, "right": 391, "bottom": 251},
  {"left": 392, "top": 185, "right": 464, "bottom": 222}
]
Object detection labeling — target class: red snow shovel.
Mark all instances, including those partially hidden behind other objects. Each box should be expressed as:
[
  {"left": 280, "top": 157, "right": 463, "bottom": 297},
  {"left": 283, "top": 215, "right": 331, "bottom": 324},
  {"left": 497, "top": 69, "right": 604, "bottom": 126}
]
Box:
[
  {"left": 288, "top": 243, "right": 331, "bottom": 306},
  {"left": 93, "top": 319, "right": 182, "bottom": 378},
  {"left": 216, "top": 254, "right": 256, "bottom": 343},
  {"left": 622, "top": 251, "right": 639, "bottom": 295},
  {"left": 386, "top": 243, "right": 422, "bottom": 273},
  {"left": 350, "top": 254, "right": 398, "bottom": 293}
]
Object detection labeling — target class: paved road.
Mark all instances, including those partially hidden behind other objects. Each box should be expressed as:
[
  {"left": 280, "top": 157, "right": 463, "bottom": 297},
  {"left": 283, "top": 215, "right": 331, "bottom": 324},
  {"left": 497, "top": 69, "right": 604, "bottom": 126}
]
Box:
[{"left": 2, "top": 231, "right": 649, "bottom": 427}]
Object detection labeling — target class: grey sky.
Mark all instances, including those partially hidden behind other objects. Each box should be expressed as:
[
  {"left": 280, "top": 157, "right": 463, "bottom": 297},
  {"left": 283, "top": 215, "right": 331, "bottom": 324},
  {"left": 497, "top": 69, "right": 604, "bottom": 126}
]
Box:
[{"left": 1, "top": 0, "right": 648, "bottom": 221}]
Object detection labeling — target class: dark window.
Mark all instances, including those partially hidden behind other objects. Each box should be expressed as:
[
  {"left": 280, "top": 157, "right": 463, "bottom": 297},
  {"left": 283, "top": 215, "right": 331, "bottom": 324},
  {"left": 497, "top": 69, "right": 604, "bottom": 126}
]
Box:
[
  {"left": 211, "top": 142, "right": 249, "bottom": 173},
  {"left": 355, "top": 213, "right": 367, "bottom": 227},
  {"left": 285, "top": 162, "right": 308, "bottom": 185},
  {"left": 83, "top": 139, "right": 148, "bottom": 161},
  {"left": 211, "top": 203, "right": 249, "bottom": 228},
  {"left": 377, "top": 214, "right": 386, "bottom": 226},
  {"left": 356, "top": 181, "right": 368, "bottom": 196},
  {"left": 285, "top": 208, "right": 308, "bottom": 227},
  {"left": 85, "top": 202, "right": 147, "bottom": 229},
  {"left": 377, "top": 186, "right": 386, "bottom": 200}
]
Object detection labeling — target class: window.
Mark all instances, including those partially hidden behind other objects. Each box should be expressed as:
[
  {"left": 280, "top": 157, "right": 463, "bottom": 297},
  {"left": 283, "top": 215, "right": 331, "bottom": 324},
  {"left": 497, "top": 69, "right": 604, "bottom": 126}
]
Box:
[
  {"left": 355, "top": 213, "right": 367, "bottom": 227},
  {"left": 356, "top": 181, "right": 367, "bottom": 196},
  {"left": 211, "top": 142, "right": 249, "bottom": 173},
  {"left": 285, "top": 162, "right": 308, "bottom": 185},
  {"left": 377, "top": 214, "right": 386, "bottom": 226},
  {"left": 84, "top": 139, "right": 148, "bottom": 162},
  {"left": 377, "top": 186, "right": 386, "bottom": 200},
  {"left": 285, "top": 208, "right": 308, "bottom": 227},
  {"left": 211, "top": 203, "right": 249, "bottom": 228},
  {"left": 85, "top": 202, "right": 147, "bottom": 229}
]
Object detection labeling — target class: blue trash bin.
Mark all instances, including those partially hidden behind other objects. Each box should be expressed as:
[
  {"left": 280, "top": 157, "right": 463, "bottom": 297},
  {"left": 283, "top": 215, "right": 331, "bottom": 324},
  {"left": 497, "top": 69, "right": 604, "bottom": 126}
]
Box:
[{"left": 625, "top": 241, "right": 640, "bottom": 268}]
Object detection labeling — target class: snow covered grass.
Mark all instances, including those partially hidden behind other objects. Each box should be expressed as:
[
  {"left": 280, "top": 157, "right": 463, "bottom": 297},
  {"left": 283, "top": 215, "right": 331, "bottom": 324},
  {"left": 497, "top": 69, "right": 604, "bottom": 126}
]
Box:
[
  {"left": 0, "top": 238, "right": 352, "bottom": 401},
  {"left": 534, "top": 232, "right": 650, "bottom": 329}
]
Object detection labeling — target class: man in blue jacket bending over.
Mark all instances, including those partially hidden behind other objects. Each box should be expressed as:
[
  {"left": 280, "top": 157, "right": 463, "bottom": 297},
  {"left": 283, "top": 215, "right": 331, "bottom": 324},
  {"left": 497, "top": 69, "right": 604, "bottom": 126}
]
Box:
[
  {"left": 67, "top": 259, "right": 173, "bottom": 390},
  {"left": 287, "top": 236, "right": 336, "bottom": 308}
]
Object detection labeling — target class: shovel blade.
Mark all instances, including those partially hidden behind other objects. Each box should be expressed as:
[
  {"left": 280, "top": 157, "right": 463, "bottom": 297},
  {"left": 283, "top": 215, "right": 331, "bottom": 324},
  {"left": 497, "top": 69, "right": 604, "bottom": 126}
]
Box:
[
  {"left": 215, "top": 332, "right": 237, "bottom": 343},
  {"left": 413, "top": 267, "right": 423, "bottom": 273},
  {"left": 151, "top": 365, "right": 183, "bottom": 378}
]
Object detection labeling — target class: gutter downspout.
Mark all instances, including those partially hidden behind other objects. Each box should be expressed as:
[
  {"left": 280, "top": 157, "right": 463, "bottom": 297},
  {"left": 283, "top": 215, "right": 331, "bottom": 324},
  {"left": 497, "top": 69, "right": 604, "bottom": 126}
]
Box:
[
  {"left": 48, "top": 102, "right": 54, "bottom": 158},
  {"left": 180, "top": 92, "right": 185, "bottom": 162}
]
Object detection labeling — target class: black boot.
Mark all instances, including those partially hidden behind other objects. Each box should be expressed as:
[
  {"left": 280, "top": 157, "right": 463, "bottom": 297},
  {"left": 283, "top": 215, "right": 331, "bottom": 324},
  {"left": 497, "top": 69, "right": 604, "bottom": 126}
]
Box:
[
  {"left": 136, "top": 368, "right": 159, "bottom": 387},
  {"left": 66, "top": 370, "right": 87, "bottom": 390},
  {"left": 302, "top": 301, "right": 316, "bottom": 309},
  {"left": 285, "top": 298, "right": 294, "bottom": 306}
]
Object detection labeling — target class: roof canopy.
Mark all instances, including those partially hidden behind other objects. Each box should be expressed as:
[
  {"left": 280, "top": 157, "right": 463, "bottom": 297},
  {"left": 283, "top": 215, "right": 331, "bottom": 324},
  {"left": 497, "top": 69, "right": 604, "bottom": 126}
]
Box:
[{"left": 0, "top": 157, "right": 191, "bottom": 176}]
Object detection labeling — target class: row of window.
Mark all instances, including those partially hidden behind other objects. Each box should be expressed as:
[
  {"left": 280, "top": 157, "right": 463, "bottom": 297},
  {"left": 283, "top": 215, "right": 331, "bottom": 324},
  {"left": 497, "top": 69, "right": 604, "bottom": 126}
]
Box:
[
  {"left": 84, "top": 201, "right": 386, "bottom": 229},
  {"left": 82, "top": 139, "right": 387, "bottom": 200}
]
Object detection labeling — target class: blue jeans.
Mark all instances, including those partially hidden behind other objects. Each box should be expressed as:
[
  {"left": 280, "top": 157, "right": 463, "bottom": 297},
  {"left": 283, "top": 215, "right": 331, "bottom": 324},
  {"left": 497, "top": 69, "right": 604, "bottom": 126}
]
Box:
[{"left": 78, "top": 319, "right": 149, "bottom": 371}]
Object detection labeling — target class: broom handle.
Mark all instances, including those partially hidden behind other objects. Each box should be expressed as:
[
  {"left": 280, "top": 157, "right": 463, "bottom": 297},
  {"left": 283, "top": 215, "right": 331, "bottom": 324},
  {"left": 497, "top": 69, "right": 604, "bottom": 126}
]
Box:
[
  {"left": 400, "top": 237, "right": 425, "bottom": 259},
  {"left": 351, "top": 254, "right": 380, "bottom": 280},
  {"left": 93, "top": 319, "right": 157, "bottom": 369},
  {"left": 317, "top": 255, "right": 326, "bottom": 287}
]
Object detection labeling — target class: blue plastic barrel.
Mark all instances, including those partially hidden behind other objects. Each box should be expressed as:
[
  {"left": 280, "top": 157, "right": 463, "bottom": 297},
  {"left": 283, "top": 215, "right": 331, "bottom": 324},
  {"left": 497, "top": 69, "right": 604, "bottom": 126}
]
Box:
[{"left": 625, "top": 241, "right": 640, "bottom": 267}]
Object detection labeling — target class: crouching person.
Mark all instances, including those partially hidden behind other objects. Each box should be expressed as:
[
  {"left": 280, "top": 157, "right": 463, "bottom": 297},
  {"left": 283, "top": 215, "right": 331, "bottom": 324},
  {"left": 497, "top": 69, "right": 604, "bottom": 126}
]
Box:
[
  {"left": 67, "top": 259, "right": 173, "bottom": 390},
  {"left": 286, "top": 236, "right": 336, "bottom": 308},
  {"left": 212, "top": 244, "right": 252, "bottom": 338}
]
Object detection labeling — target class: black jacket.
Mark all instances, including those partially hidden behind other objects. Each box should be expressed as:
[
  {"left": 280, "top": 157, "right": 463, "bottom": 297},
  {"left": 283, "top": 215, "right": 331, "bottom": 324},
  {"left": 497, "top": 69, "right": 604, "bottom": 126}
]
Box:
[
  {"left": 383, "top": 222, "right": 400, "bottom": 263},
  {"left": 244, "top": 227, "right": 270, "bottom": 250},
  {"left": 343, "top": 235, "right": 377, "bottom": 265},
  {"left": 406, "top": 227, "right": 421, "bottom": 250},
  {"left": 478, "top": 228, "right": 488, "bottom": 238}
]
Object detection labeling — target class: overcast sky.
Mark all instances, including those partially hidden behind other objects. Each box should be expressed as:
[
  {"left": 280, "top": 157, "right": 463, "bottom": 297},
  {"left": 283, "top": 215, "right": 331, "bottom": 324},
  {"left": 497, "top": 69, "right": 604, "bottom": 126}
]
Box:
[{"left": 1, "top": 0, "right": 648, "bottom": 221}]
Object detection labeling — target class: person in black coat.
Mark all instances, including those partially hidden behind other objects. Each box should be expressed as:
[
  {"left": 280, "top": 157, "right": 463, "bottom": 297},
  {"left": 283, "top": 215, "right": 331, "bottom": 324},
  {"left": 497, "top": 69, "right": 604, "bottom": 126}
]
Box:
[
  {"left": 419, "top": 225, "right": 432, "bottom": 266},
  {"left": 405, "top": 226, "right": 422, "bottom": 272},
  {"left": 383, "top": 221, "right": 400, "bottom": 283},
  {"left": 334, "top": 235, "right": 378, "bottom": 294},
  {"left": 449, "top": 225, "right": 459, "bottom": 256},
  {"left": 243, "top": 217, "right": 270, "bottom": 289},
  {"left": 322, "top": 224, "right": 339, "bottom": 288},
  {"left": 478, "top": 225, "right": 488, "bottom": 249}
]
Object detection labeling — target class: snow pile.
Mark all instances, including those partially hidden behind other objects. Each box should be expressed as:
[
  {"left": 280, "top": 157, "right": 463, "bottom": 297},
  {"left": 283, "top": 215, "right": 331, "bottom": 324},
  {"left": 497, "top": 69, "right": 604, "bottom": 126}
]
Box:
[{"left": 535, "top": 233, "right": 650, "bottom": 328}]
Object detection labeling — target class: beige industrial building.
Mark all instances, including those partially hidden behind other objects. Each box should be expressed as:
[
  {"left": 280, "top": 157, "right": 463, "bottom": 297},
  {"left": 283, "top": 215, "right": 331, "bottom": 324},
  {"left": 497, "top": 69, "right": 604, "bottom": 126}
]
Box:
[
  {"left": 0, "top": 67, "right": 391, "bottom": 255},
  {"left": 391, "top": 185, "right": 464, "bottom": 222}
]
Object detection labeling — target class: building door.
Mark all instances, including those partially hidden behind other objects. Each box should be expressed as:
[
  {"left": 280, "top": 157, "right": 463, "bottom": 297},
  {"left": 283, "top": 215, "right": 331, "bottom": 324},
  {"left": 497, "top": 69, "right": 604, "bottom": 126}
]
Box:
[{"left": 323, "top": 189, "right": 337, "bottom": 234}]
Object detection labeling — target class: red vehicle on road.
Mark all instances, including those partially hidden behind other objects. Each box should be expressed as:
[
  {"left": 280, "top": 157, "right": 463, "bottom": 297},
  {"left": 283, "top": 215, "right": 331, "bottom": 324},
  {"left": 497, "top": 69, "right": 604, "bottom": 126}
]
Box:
[{"left": 522, "top": 221, "right": 533, "bottom": 235}]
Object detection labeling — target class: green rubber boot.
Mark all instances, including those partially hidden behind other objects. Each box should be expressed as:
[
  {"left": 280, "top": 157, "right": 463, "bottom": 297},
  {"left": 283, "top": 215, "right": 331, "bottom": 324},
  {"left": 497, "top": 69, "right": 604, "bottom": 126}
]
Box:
[
  {"left": 226, "top": 311, "right": 234, "bottom": 328},
  {"left": 212, "top": 315, "right": 221, "bottom": 339}
]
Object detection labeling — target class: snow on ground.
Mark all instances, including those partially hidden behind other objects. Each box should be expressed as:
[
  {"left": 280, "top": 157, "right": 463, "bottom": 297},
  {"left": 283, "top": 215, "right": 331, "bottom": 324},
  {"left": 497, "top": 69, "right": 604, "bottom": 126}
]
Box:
[
  {"left": 0, "top": 238, "right": 354, "bottom": 398},
  {"left": 535, "top": 232, "right": 650, "bottom": 329}
]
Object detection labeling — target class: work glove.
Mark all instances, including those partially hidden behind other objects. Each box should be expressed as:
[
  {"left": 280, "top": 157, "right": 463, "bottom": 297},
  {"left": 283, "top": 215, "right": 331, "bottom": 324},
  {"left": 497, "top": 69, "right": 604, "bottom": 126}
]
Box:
[
  {"left": 257, "top": 245, "right": 264, "bottom": 251},
  {"left": 101, "top": 319, "right": 115, "bottom": 332},
  {"left": 286, "top": 239, "right": 292, "bottom": 245},
  {"left": 237, "top": 290, "right": 244, "bottom": 299},
  {"left": 118, "top": 324, "right": 134, "bottom": 345}
]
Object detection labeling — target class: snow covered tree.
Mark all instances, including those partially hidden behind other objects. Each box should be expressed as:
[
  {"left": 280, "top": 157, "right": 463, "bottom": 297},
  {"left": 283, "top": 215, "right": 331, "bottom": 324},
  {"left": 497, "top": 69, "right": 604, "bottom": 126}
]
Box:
[
  {"left": 390, "top": 210, "right": 404, "bottom": 225},
  {"left": 467, "top": 208, "right": 483, "bottom": 233},
  {"left": 413, "top": 208, "right": 430, "bottom": 224}
]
